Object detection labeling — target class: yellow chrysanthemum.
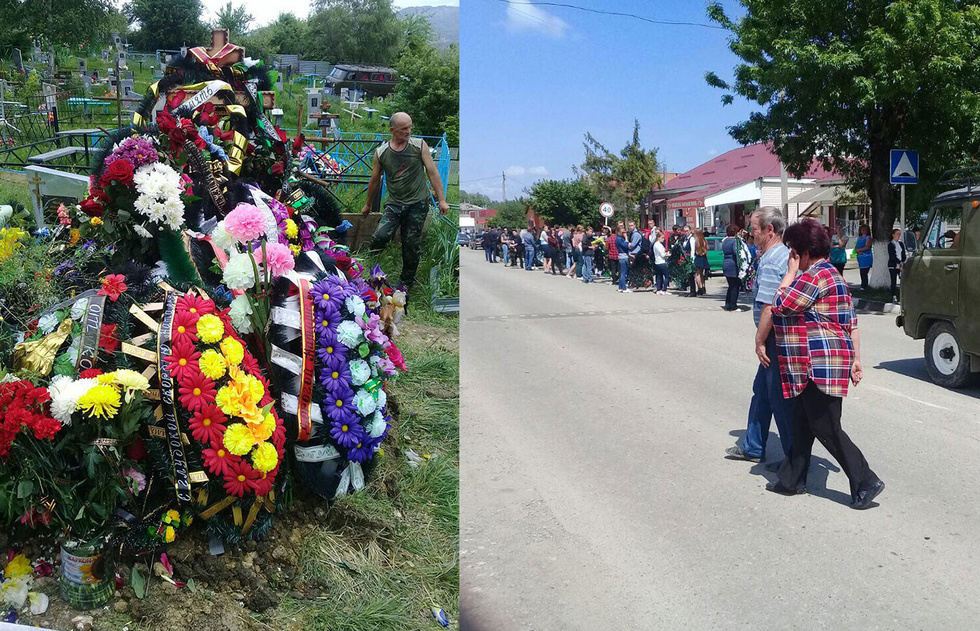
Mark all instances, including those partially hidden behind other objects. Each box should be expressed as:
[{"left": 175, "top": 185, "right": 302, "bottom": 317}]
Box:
[
  {"left": 77, "top": 384, "right": 121, "bottom": 419},
  {"left": 219, "top": 337, "right": 244, "bottom": 366},
  {"left": 97, "top": 373, "right": 117, "bottom": 385},
  {"left": 69, "top": 229, "right": 80, "bottom": 245},
  {"left": 195, "top": 314, "right": 225, "bottom": 344},
  {"left": 198, "top": 349, "right": 227, "bottom": 380},
  {"left": 164, "top": 526, "right": 176, "bottom": 543},
  {"left": 4, "top": 554, "right": 32, "bottom": 579},
  {"left": 251, "top": 441, "right": 278, "bottom": 473},
  {"left": 249, "top": 413, "right": 276, "bottom": 442},
  {"left": 109, "top": 369, "right": 150, "bottom": 391},
  {"left": 285, "top": 218, "right": 299, "bottom": 240},
  {"left": 242, "top": 373, "right": 265, "bottom": 401},
  {"left": 223, "top": 422, "right": 256, "bottom": 456},
  {"left": 165, "top": 509, "right": 180, "bottom": 522},
  {"left": 91, "top": 217, "right": 103, "bottom": 226}
]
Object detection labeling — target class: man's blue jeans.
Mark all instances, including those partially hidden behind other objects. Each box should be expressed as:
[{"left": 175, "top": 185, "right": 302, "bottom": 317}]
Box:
[
  {"left": 565, "top": 251, "right": 574, "bottom": 269},
  {"left": 618, "top": 258, "right": 628, "bottom": 290},
  {"left": 502, "top": 244, "right": 509, "bottom": 265},
  {"left": 582, "top": 254, "right": 594, "bottom": 282},
  {"left": 740, "top": 332, "right": 794, "bottom": 459},
  {"left": 525, "top": 246, "right": 535, "bottom": 270}
]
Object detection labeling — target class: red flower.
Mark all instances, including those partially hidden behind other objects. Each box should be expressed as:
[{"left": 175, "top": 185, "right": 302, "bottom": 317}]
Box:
[
  {"left": 99, "top": 160, "right": 134, "bottom": 188},
  {"left": 80, "top": 368, "right": 102, "bottom": 379},
  {"left": 169, "top": 127, "right": 187, "bottom": 152},
  {"left": 126, "top": 437, "right": 148, "bottom": 460},
  {"left": 171, "top": 310, "right": 199, "bottom": 344},
  {"left": 203, "top": 446, "right": 240, "bottom": 478},
  {"left": 29, "top": 416, "right": 60, "bottom": 440},
  {"left": 163, "top": 338, "right": 200, "bottom": 382},
  {"left": 157, "top": 110, "right": 177, "bottom": 134},
  {"left": 331, "top": 253, "right": 353, "bottom": 273},
  {"left": 98, "top": 323, "right": 120, "bottom": 354},
  {"left": 79, "top": 197, "right": 104, "bottom": 218},
  {"left": 189, "top": 403, "right": 227, "bottom": 447},
  {"left": 98, "top": 274, "right": 128, "bottom": 301},
  {"left": 270, "top": 161, "right": 284, "bottom": 175},
  {"left": 385, "top": 342, "right": 407, "bottom": 372},
  {"left": 178, "top": 371, "right": 216, "bottom": 412},
  {"left": 20, "top": 507, "right": 51, "bottom": 528},
  {"left": 251, "top": 472, "right": 274, "bottom": 497},
  {"left": 240, "top": 352, "right": 261, "bottom": 375},
  {"left": 223, "top": 459, "right": 260, "bottom": 497},
  {"left": 275, "top": 126, "right": 287, "bottom": 144},
  {"left": 292, "top": 133, "right": 305, "bottom": 153}
]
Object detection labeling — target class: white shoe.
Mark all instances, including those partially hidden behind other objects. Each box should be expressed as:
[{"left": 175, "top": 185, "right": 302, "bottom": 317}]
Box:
[{"left": 623, "top": 289, "right": 633, "bottom": 293}]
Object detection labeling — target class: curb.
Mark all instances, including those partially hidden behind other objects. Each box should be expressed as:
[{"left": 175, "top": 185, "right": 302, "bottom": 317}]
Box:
[{"left": 853, "top": 298, "right": 901, "bottom": 315}]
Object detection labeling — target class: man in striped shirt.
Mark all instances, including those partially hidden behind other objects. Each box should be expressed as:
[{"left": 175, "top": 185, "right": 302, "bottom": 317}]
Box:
[{"left": 725, "top": 207, "right": 794, "bottom": 467}]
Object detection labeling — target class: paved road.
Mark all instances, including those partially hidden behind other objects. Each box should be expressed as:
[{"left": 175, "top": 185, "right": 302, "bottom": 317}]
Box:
[{"left": 460, "top": 248, "right": 980, "bottom": 630}]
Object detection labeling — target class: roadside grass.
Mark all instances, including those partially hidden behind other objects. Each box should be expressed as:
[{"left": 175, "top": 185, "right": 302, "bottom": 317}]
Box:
[
  {"left": 850, "top": 286, "right": 898, "bottom": 304},
  {"left": 274, "top": 318, "right": 460, "bottom": 631}
]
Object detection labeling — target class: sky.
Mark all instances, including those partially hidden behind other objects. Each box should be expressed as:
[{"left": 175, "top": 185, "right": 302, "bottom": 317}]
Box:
[
  {"left": 460, "top": 0, "right": 759, "bottom": 201},
  {"left": 195, "top": 0, "right": 458, "bottom": 29}
]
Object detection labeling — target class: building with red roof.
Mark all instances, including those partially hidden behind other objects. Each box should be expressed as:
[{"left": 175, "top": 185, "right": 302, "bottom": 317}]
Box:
[{"left": 644, "top": 142, "right": 845, "bottom": 233}]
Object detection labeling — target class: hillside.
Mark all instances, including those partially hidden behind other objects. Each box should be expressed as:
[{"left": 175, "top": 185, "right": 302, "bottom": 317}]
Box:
[{"left": 398, "top": 5, "right": 459, "bottom": 49}]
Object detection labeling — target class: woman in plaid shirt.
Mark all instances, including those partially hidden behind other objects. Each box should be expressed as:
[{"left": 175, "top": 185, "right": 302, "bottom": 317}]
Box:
[{"left": 767, "top": 219, "right": 885, "bottom": 510}]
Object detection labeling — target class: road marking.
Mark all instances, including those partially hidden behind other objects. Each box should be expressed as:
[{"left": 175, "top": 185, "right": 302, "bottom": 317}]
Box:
[{"left": 865, "top": 384, "right": 950, "bottom": 411}]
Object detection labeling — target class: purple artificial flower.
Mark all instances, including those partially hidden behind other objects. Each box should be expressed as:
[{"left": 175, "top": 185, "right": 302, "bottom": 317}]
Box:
[
  {"left": 324, "top": 383, "right": 356, "bottom": 423},
  {"left": 105, "top": 136, "right": 159, "bottom": 170},
  {"left": 317, "top": 339, "right": 349, "bottom": 366},
  {"left": 359, "top": 313, "right": 389, "bottom": 346},
  {"left": 82, "top": 240, "right": 96, "bottom": 251},
  {"left": 329, "top": 417, "right": 364, "bottom": 448},
  {"left": 54, "top": 259, "right": 75, "bottom": 276},
  {"left": 346, "top": 438, "right": 373, "bottom": 462},
  {"left": 299, "top": 219, "right": 316, "bottom": 251},
  {"left": 368, "top": 264, "right": 387, "bottom": 287},
  {"left": 311, "top": 277, "right": 346, "bottom": 315},
  {"left": 314, "top": 308, "right": 342, "bottom": 338},
  {"left": 375, "top": 356, "right": 396, "bottom": 376},
  {"left": 319, "top": 362, "right": 352, "bottom": 395}
]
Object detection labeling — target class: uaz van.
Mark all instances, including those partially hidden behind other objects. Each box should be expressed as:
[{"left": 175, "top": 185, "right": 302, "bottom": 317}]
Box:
[
  {"left": 897, "top": 170, "right": 980, "bottom": 388},
  {"left": 324, "top": 64, "right": 398, "bottom": 98}
]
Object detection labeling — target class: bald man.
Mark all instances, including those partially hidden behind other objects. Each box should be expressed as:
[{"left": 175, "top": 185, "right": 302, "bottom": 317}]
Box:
[{"left": 362, "top": 112, "right": 450, "bottom": 289}]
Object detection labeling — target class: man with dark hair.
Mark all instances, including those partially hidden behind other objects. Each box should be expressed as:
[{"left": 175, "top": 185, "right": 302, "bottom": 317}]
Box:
[
  {"left": 725, "top": 207, "right": 793, "bottom": 467},
  {"left": 362, "top": 112, "right": 450, "bottom": 289}
]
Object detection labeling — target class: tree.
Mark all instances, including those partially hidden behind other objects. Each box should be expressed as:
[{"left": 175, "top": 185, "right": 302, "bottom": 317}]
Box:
[
  {"left": 307, "top": 0, "right": 403, "bottom": 65},
  {"left": 0, "top": 0, "right": 113, "bottom": 52},
  {"left": 459, "top": 191, "right": 492, "bottom": 207},
  {"left": 705, "top": 0, "right": 980, "bottom": 287},
  {"left": 255, "top": 13, "right": 310, "bottom": 57},
  {"left": 528, "top": 179, "right": 599, "bottom": 227},
  {"left": 486, "top": 199, "right": 531, "bottom": 229},
  {"left": 575, "top": 120, "right": 661, "bottom": 223},
  {"left": 213, "top": 2, "right": 253, "bottom": 39},
  {"left": 387, "top": 29, "right": 459, "bottom": 142},
  {"left": 125, "top": 0, "right": 208, "bottom": 50}
]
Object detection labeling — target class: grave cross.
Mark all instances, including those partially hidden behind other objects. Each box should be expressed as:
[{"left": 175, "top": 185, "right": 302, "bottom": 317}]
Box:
[{"left": 27, "top": 172, "right": 44, "bottom": 227}]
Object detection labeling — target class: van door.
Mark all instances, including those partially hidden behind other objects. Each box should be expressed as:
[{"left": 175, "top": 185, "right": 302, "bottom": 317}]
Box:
[
  {"left": 957, "top": 204, "right": 979, "bottom": 356},
  {"left": 905, "top": 202, "right": 963, "bottom": 333}
]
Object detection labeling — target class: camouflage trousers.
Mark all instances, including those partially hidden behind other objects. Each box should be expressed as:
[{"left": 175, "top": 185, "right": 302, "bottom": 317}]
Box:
[{"left": 368, "top": 200, "right": 430, "bottom": 287}]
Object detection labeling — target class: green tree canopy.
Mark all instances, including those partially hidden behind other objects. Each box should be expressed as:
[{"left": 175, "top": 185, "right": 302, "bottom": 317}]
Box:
[
  {"left": 460, "top": 191, "right": 493, "bottom": 207},
  {"left": 486, "top": 199, "right": 531, "bottom": 229},
  {"left": 387, "top": 22, "right": 458, "bottom": 143},
  {"left": 250, "top": 13, "right": 310, "bottom": 57},
  {"left": 125, "top": 0, "right": 208, "bottom": 50},
  {"left": 705, "top": 0, "right": 980, "bottom": 243},
  {"left": 575, "top": 120, "right": 661, "bottom": 223},
  {"left": 213, "top": 2, "right": 253, "bottom": 39},
  {"left": 528, "top": 179, "right": 599, "bottom": 228},
  {"left": 0, "top": 0, "right": 113, "bottom": 53},
  {"left": 307, "top": 0, "right": 403, "bottom": 65}
]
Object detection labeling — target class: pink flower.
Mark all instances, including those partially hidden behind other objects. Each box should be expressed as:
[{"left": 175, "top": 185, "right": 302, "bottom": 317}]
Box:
[
  {"left": 122, "top": 466, "right": 147, "bottom": 493},
  {"left": 224, "top": 203, "right": 267, "bottom": 243},
  {"left": 384, "top": 342, "right": 407, "bottom": 372},
  {"left": 257, "top": 242, "right": 295, "bottom": 278}
]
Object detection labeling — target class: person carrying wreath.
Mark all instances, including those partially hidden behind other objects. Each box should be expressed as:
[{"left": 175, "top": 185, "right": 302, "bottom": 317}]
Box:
[
  {"left": 362, "top": 112, "right": 450, "bottom": 290},
  {"left": 766, "top": 218, "right": 884, "bottom": 510}
]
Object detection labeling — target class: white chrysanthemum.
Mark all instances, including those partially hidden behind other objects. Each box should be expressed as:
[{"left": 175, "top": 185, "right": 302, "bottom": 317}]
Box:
[
  {"left": 211, "top": 220, "right": 234, "bottom": 251},
  {"left": 353, "top": 388, "right": 377, "bottom": 416},
  {"left": 223, "top": 253, "right": 257, "bottom": 290},
  {"left": 348, "top": 359, "right": 371, "bottom": 386},
  {"left": 369, "top": 410, "right": 387, "bottom": 438},
  {"left": 376, "top": 388, "right": 387, "bottom": 411},
  {"left": 150, "top": 260, "right": 168, "bottom": 282},
  {"left": 344, "top": 295, "right": 366, "bottom": 318},
  {"left": 229, "top": 294, "right": 254, "bottom": 334},
  {"left": 336, "top": 320, "right": 364, "bottom": 348},
  {"left": 134, "top": 163, "right": 184, "bottom": 229},
  {"left": 48, "top": 376, "right": 97, "bottom": 425},
  {"left": 133, "top": 224, "right": 152, "bottom": 239},
  {"left": 161, "top": 197, "right": 184, "bottom": 230},
  {"left": 38, "top": 312, "right": 60, "bottom": 334}
]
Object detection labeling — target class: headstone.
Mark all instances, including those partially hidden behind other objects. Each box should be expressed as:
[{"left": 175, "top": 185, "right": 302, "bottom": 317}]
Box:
[
  {"left": 102, "top": 50, "right": 109, "bottom": 61},
  {"left": 112, "top": 33, "right": 123, "bottom": 51},
  {"left": 25, "top": 166, "right": 90, "bottom": 229},
  {"left": 275, "top": 76, "right": 284, "bottom": 92},
  {"left": 119, "top": 79, "right": 135, "bottom": 98},
  {"left": 306, "top": 88, "right": 322, "bottom": 126},
  {"left": 124, "top": 70, "right": 134, "bottom": 80},
  {"left": 12, "top": 49, "right": 23, "bottom": 72},
  {"left": 41, "top": 83, "right": 57, "bottom": 112},
  {"left": 116, "top": 51, "right": 127, "bottom": 67},
  {"left": 90, "top": 70, "right": 99, "bottom": 80},
  {"left": 107, "top": 67, "right": 114, "bottom": 76},
  {"left": 81, "top": 75, "right": 92, "bottom": 94},
  {"left": 271, "top": 108, "right": 284, "bottom": 127},
  {"left": 180, "top": 46, "right": 188, "bottom": 58},
  {"left": 76, "top": 58, "right": 87, "bottom": 73}
]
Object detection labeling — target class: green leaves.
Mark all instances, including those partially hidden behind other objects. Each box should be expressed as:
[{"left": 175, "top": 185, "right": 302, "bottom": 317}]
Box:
[{"left": 131, "top": 566, "right": 147, "bottom": 599}]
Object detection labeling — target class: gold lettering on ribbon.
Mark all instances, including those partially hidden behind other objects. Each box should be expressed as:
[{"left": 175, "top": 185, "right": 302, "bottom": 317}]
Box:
[{"left": 121, "top": 342, "right": 157, "bottom": 363}]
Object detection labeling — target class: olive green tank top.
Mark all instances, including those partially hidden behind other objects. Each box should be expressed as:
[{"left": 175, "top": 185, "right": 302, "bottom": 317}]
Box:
[{"left": 377, "top": 137, "right": 430, "bottom": 204}]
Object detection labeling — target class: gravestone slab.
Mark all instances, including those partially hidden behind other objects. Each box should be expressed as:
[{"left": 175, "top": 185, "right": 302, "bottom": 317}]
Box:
[
  {"left": 119, "top": 80, "right": 135, "bottom": 98},
  {"left": 116, "top": 51, "right": 127, "bottom": 67},
  {"left": 12, "top": 49, "right": 23, "bottom": 72},
  {"left": 306, "top": 88, "right": 322, "bottom": 126},
  {"left": 25, "top": 165, "right": 90, "bottom": 229},
  {"left": 81, "top": 76, "right": 92, "bottom": 93},
  {"left": 77, "top": 58, "right": 86, "bottom": 73},
  {"left": 124, "top": 70, "right": 134, "bottom": 80}
]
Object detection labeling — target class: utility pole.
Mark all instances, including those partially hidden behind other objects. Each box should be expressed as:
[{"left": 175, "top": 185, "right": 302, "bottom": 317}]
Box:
[{"left": 502, "top": 171, "right": 506, "bottom": 201}]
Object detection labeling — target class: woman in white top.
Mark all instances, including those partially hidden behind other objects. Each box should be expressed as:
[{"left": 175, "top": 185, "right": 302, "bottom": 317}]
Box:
[
  {"left": 652, "top": 229, "right": 670, "bottom": 294},
  {"left": 539, "top": 226, "right": 551, "bottom": 272}
]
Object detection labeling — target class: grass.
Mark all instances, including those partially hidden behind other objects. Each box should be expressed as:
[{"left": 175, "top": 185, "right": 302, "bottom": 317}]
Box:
[
  {"left": 273, "top": 316, "right": 460, "bottom": 631},
  {"left": 0, "top": 173, "right": 30, "bottom": 209},
  {"left": 850, "top": 286, "right": 898, "bottom": 303}
]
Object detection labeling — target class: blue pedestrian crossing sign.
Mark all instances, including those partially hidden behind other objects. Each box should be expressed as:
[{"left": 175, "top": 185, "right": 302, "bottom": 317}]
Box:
[{"left": 890, "top": 149, "right": 919, "bottom": 185}]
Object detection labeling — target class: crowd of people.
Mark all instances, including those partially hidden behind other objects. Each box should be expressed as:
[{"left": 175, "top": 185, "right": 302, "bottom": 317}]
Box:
[
  {"left": 479, "top": 220, "right": 756, "bottom": 308},
  {"left": 477, "top": 208, "right": 886, "bottom": 510}
]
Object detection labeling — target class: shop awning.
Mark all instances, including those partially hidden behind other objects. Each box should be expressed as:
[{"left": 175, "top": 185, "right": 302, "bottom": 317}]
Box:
[{"left": 787, "top": 185, "right": 869, "bottom": 205}]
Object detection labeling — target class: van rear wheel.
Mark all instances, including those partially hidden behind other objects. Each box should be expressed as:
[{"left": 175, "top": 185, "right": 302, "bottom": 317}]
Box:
[{"left": 924, "top": 321, "right": 972, "bottom": 388}]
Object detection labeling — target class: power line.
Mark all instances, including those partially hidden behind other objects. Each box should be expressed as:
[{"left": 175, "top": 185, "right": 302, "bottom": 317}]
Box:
[
  {"left": 492, "top": 0, "right": 727, "bottom": 30},
  {"left": 460, "top": 174, "right": 503, "bottom": 183}
]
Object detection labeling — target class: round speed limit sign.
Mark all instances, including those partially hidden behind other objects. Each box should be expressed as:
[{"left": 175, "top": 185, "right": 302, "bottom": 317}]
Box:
[{"left": 599, "top": 202, "right": 615, "bottom": 218}]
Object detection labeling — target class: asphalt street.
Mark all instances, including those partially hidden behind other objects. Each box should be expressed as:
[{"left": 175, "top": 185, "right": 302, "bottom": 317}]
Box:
[{"left": 460, "top": 247, "right": 980, "bottom": 630}]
